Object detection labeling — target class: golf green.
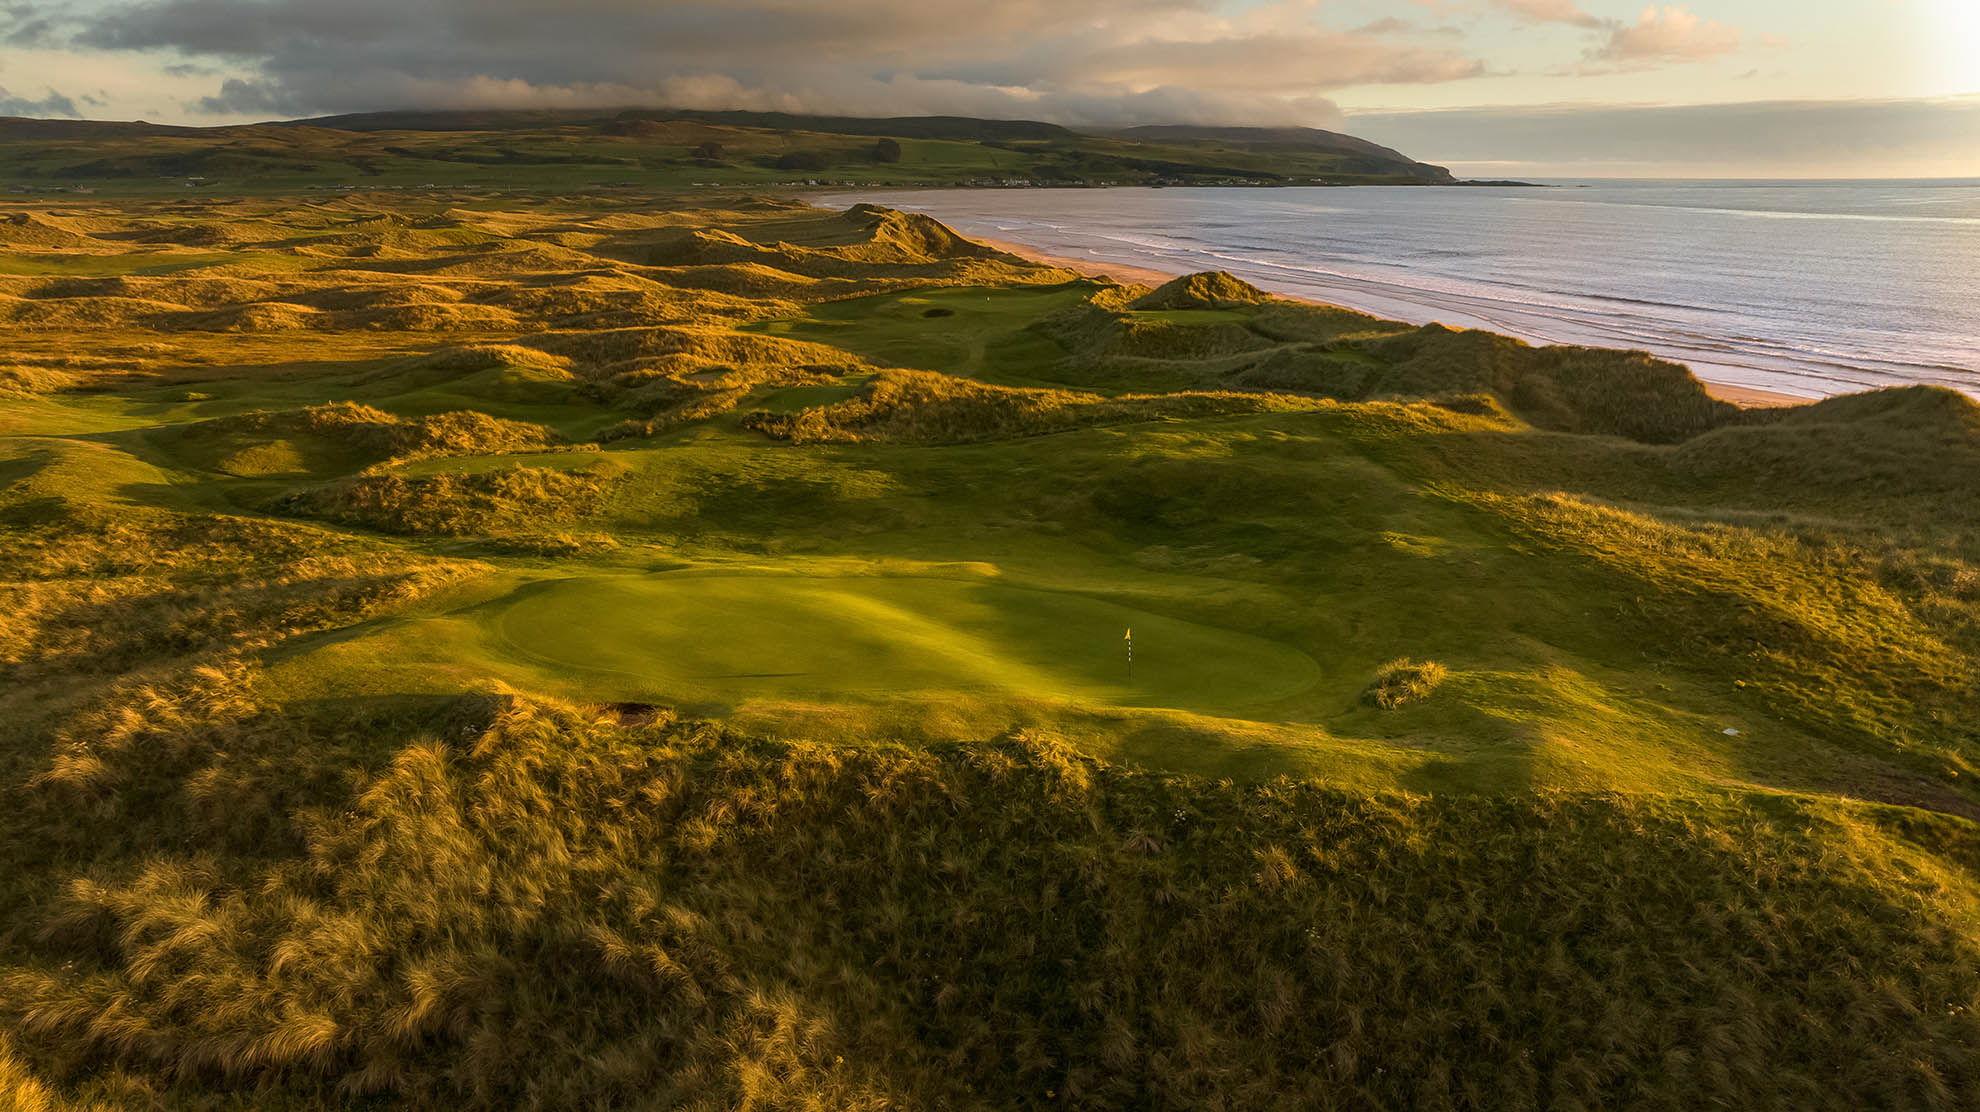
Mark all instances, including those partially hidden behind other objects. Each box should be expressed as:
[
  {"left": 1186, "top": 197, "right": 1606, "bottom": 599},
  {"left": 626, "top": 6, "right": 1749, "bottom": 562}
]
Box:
[{"left": 485, "top": 574, "right": 1321, "bottom": 710}]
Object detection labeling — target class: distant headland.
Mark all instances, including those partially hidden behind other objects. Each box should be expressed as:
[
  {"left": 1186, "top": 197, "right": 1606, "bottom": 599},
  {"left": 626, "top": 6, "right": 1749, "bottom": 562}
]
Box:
[{"left": 0, "top": 109, "right": 1530, "bottom": 194}]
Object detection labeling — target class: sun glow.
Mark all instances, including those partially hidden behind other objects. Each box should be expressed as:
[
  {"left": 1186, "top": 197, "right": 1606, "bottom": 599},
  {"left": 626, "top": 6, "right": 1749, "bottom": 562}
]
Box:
[{"left": 1925, "top": 0, "right": 1980, "bottom": 94}]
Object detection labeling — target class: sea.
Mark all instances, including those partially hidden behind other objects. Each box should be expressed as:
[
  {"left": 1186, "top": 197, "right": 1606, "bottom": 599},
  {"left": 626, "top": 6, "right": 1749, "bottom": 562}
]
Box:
[{"left": 847, "top": 180, "right": 1980, "bottom": 400}]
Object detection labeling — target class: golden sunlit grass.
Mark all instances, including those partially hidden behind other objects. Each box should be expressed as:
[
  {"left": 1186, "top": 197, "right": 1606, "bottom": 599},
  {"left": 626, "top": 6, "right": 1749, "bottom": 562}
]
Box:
[
  {"left": 743, "top": 367, "right": 1323, "bottom": 443},
  {"left": 9, "top": 684, "right": 1980, "bottom": 1109},
  {"left": 1, "top": 188, "right": 1978, "bottom": 1108},
  {"left": 1364, "top": 657, "right": 1449, "bottom": 708}
]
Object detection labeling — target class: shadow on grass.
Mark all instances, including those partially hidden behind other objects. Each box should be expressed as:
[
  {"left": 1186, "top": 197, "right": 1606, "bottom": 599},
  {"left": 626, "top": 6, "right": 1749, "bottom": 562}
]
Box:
[{"left": 1395, "top": 706, "right": 1547, "bottom": 796}]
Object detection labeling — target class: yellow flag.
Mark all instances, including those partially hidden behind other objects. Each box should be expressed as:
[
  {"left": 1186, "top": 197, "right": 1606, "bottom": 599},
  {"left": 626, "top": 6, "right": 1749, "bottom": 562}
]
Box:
[{"left": 1124, "top": 628, "right": 1132, "bottom": 640}]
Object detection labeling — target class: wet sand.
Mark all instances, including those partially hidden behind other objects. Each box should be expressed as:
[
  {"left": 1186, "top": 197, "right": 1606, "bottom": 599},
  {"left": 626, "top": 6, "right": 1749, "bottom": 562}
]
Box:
[
  {"left": 979, "top": 236, "right": 1183, "bottom": 289},
  {"left": 979, "top": 235, "right": 1807, "bottom": 411}
]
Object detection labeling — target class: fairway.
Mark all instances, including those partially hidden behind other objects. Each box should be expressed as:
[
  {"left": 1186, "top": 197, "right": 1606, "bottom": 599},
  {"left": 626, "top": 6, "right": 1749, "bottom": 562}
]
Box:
[{"left": 484, "top": 573, "right": 1321, "bottom": 710}]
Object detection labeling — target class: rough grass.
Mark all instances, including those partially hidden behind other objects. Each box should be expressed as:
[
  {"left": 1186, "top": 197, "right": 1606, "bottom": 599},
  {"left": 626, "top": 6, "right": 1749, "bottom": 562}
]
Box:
[
  {"left": 275, "top": 463, "right": 622, "bottom": 536},
  {"left": 744, "top": 368, "right": 1321, "bottom": 444},
  {"left": 1031, "top": 293, "right": 1737, "bottom": 444},
  {"left": 5, "top": 191, "right": 1980, "bottom": 1110},
  {"left": 1463, "top": 489, "right": 1980, "bottom": 783},
  {"left": 5, "top": 689, "right": 1980, "bottom": 1109},
  {"left": 0, "top": 365, "right": 84, "bottom": 397},
  {"left": 180, "top": 402, "right": 567, "bottom": 473},
  {"left": 0, "top": 491, "right": 479, "bottom": 684},
  {"left": 1131, "top": 270, "right": 1270, "bottom": 311},
  {"left": 0, "top": 1035, "right": 115, "bottom": 1112},
  {"left": 1364, "top": 657, "right": 1449, "bottom": 708}
]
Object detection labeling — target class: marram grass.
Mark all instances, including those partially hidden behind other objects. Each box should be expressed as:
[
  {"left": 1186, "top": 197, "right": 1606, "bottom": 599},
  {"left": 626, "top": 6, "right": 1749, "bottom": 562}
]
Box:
[
  {"left": 0, "top": 189, "right": 1977, "bottom": 1108},
  {"left": 8, "top": 683, "right": 1980, "bottom": 1110}
]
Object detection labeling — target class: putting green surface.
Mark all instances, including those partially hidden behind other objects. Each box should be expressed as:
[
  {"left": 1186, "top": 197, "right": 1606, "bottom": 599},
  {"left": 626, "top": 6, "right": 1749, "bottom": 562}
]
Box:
[{"left": 484, "top": 573, "right": 1321, "bottom": 711}]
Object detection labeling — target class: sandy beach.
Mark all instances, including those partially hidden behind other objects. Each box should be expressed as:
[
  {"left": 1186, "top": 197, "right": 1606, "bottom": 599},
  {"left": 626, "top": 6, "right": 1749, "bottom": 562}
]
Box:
[
  {"left": 979, "top": 236, "right": 1186, "bottom": 290},
  {"left": 980, "top": 235, "right": 1804, "bottom": 410}
]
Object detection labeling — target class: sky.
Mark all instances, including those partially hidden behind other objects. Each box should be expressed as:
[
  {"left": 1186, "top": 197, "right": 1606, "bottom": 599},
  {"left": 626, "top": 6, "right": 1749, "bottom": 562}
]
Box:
[{"left": 0, "top": 0, "right": 1975, "bottom": 177}]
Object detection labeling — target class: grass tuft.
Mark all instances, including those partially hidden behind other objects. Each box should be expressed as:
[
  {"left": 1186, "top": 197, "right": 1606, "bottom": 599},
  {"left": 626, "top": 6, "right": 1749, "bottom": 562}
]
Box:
[{"left": 1364, "top": 657, "right": 1449, "bottom": 708}]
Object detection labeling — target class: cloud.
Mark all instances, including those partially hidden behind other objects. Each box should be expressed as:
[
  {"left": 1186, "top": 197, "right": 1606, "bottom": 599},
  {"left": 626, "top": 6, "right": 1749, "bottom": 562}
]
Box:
[
  {"left": 1352, "top": 17, "right": 1414, "bottom": 35},
  {"left": 194, "top": 77, "right": 304, "bottom": 117},
  {"left": 14, "top": 0, "right": 1487, "bottom": 126},
  {"left": 0, "top": 85, "right": 79, "bottom": 117},
  {"left": 1593, "top": 5, "right": 1740, "bottom": 63},
  {"left": 1071, "top": 32, "right": 1484, "bottom": 92},
  {"left": 1492, "top": 0, "right": 1605, "bottom": 29},
  {"left": 1348, "top": 96, "right": 1980, "bottom": 178}
]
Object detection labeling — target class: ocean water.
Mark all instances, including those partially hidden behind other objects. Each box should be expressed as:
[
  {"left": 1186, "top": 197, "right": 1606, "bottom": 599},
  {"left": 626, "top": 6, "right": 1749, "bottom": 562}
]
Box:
[{"left": 853, "top": 180, "right": 1980, "bottom": 399}]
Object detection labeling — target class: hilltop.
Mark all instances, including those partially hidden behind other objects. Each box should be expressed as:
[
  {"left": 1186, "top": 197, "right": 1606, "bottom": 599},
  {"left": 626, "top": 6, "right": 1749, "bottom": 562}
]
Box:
[
  {"left": 0, "top": 108, "right": 1459, "bottom": 193},
  {"left": 1115, "top": 124, "right": 1454, "bottom": 181},
  {"left": 1, "top": 189, "right": 1977, "bottom": 1108}
]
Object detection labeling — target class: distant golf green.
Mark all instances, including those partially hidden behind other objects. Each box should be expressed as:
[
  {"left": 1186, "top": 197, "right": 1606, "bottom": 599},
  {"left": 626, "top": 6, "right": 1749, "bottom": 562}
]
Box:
[{"left": 483, "top": 574, "right": 1320, "bottom": 710}]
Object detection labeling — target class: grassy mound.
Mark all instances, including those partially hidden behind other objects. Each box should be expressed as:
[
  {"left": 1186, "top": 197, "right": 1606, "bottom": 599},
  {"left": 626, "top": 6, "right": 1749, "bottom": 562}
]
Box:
[
  {"left": 1354, "top": 325, "right": 1736, "bottom": 443},
  {"left": 1035, "top": 295, "right": 1737, "bottom": 444},
  {"left": 275, "top": 463, "right": 619, "bottom": 536},
  {"left": 115, "top": 219, "right": 266, "bottom": 247},
  {"left": 744, "top": 369, "right": 1319, "bottom": 444},
  {"left": 1464, "top": 490, "right": 1980, "bottom": 782},
  {"left": 176, "top": 403, "right": 566, "bottom": 476},
  {"left": 0, "top": 366, "right": 83, "bottom": 398},
  {"left": 0, "top": 507, "right": 477, "bottom": 683},
  {"left": 1364, "top": 657, "right": 1450, "bottom": 709},
  {"left": 1131, "top": 270, "right": 1271, "bottom": 311},
  {"left": 511, "top": 326, "right": 866, "bottom": 438},
  {"left": 382, "top": 343, "right": 572, "bottom": 378},
  {"left": 837, "top": 203, "right": 1003, "bottom": 262},
  {"left": 597, "top": 366, "right": 849, "bottom": 441},
  {"left": 1670, "top": 386, "right": 1980, "bottom": 522},
  {"left": 1, "top": 294, "right": 193, "bottom": 330},
  {"left": 0, "top": 212, "right": 109, "bottom": 253},
  {"left": 154, "top": 302, "right": 327, "bottom": 332},
  {"left": 1783, "top": 383, "right": 1980, "bottom": 432},
  {"left": 641, "top": 261, "right": 823, "bottom": 301},
  {"left": 585, "top": 206, "right": 1013, "bottom": 285},
  {"left": 13, "top": 274, "right": 281, "bottom": 308},
  {"left": 291, "top": 284, "right": 468, "bottom": 311},
  {"left": 597, "top": 226, "right": 770, "bottom": 267},
  {"left": 530, "top": 326, "right": 852, "bottom": 373}
]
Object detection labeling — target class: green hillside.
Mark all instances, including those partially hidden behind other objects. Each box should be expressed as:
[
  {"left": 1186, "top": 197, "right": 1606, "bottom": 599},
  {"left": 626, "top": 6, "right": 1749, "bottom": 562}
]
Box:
[
  {"left": 1, "top": 188, "right": 1977, "bottom": 1108},
  {"left": 0, "top": 110, "right": 1457, "bottom": 194}
]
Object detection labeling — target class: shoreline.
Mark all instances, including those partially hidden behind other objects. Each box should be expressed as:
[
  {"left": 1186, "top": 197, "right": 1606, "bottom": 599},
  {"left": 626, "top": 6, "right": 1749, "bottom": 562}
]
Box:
[{"left": 978, "top": 234, "right": 1804, "bottom": 410}]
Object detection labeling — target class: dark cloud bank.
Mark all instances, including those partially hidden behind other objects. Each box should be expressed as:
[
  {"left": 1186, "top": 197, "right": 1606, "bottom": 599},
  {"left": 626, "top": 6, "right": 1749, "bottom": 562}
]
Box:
[
  {"left": 9, "top": 0, "right": 1494, "bottom": 127},
  {"left": 0, "top": 86, "right": 81, "bottom": 117},
  {"left": 4, "top": 0, "right": 1974, "bottom": 175}
]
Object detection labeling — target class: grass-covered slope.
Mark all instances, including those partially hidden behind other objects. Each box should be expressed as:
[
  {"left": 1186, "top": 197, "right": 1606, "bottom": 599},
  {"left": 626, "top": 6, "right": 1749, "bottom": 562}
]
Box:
[
  {"left": 7, "top": 692, "right": 1979, "bottom": 1109},
  {"left": 2, "top": 190, "right": 1978, "bottom": 1108},
  {"left": 0, "top": 110, "right": 1456, "bottom": 194}
]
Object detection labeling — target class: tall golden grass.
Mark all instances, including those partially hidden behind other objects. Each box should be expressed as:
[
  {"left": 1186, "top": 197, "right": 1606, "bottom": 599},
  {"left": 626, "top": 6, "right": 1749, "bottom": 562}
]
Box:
[
  {"left": 4, "top": 683, "right": 1977, "bottom": 1108},
  {"left": 745, "top": 368, "right": 1321, "bottom": 444}
]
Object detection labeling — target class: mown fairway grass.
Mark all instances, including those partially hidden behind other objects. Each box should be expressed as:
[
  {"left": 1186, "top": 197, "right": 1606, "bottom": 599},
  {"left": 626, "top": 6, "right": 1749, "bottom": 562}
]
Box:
[
  {"left": 4, "top": 189, "right": 1980, "bottom": 1109},
  {"left": 491, "top": 573, "right": 1320, "bottom": 708}
]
